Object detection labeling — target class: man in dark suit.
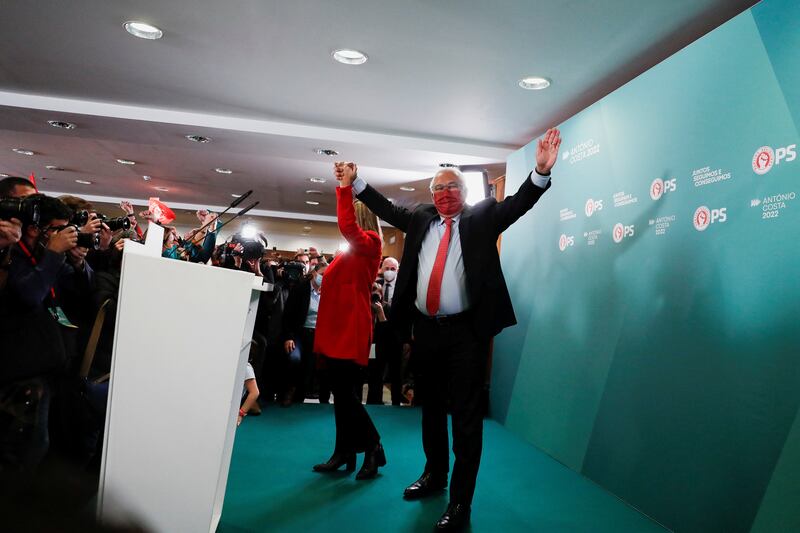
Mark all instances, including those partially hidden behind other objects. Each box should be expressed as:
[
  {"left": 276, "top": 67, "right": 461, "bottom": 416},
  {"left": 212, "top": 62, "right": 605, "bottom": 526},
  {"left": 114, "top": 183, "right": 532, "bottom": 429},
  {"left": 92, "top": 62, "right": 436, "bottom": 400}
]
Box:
[
  {"left": 281, "top": 261, "right": 328, "bottom": 406},
  {"left": 334, "top": 127, "right": 562, "bottom": 531}
]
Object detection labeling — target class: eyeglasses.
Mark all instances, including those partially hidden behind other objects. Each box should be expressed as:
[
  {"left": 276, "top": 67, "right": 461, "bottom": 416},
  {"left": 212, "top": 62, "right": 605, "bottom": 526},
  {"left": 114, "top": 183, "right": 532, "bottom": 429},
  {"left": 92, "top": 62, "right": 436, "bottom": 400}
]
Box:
[{"left": 430, "top": 182, "right": 463, "bottom": 193}]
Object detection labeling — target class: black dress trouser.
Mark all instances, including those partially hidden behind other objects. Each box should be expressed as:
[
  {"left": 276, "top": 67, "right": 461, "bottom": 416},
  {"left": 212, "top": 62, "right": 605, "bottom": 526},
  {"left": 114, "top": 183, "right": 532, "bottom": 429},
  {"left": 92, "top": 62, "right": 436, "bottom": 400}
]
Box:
[
  {"left": 413, "top": 313, "right": 489, "bottom": 506},
  {"left": 325, "top": 357, "right": 380, "bottom": 454}
]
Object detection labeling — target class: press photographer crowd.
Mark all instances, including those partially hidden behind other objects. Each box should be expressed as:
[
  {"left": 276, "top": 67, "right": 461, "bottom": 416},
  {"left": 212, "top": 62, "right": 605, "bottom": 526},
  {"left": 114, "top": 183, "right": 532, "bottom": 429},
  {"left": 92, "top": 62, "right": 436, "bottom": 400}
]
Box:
[{"left": 0, "top": 175, "right": 411, "bottom": 481}]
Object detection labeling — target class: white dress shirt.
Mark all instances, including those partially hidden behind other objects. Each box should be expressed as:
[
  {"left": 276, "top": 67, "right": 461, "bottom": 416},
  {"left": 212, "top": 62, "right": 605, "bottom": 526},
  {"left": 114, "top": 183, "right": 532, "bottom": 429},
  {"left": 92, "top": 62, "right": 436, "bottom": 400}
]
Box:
[{"left": 352, "top": 171, "right": 550, "bottom": 316}]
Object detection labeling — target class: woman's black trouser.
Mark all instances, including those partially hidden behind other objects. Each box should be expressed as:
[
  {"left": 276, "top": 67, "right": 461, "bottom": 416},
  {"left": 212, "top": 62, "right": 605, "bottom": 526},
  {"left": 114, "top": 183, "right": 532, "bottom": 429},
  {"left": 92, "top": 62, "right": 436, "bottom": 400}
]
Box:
[{"left": 325, "top": 356, "right": 380, "bottom": 454}]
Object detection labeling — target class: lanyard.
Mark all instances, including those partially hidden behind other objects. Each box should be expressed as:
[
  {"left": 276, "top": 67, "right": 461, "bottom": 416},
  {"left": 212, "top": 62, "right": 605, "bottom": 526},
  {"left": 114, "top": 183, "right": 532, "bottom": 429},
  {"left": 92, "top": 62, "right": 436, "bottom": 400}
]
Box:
[{"left": 17, "top": 241, "right": 57, "bottom": 300}]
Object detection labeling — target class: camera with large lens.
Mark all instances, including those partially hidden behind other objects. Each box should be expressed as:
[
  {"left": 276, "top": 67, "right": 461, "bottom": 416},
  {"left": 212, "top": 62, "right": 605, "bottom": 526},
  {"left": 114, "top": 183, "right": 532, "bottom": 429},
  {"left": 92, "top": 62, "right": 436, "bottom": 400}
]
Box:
[
  {"left": 69, "top": 225, "right": 100, "bottom": 250},
  {"left": 230, "top": 232, "right": 266, "bottom": 261},
  {"left": 0, "top": 196, "right": 40, "bottom": 225},
  {"left": 99, "top": 214, "right": 131, "bottom": 231},
  {"left": 70, "top": 209, "right": 89, "bottom": 227},
  {"left": 282, "top": 261, "right": 306, "bottom": 282}
]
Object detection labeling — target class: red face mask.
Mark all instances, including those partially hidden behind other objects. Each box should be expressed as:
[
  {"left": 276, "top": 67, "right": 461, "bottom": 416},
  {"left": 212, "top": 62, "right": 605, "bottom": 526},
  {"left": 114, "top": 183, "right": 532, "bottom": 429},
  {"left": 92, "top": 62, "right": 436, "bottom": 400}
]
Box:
[{"left": 433, "top": 189, "right": 464, "bottom": 217}]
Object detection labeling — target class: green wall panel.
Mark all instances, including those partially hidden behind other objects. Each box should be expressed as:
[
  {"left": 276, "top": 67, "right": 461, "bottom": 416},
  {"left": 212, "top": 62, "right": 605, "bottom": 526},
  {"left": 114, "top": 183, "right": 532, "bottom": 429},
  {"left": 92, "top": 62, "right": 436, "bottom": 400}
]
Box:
[{"left": 491, "top": 1, "right": 800, "bottom": 530}]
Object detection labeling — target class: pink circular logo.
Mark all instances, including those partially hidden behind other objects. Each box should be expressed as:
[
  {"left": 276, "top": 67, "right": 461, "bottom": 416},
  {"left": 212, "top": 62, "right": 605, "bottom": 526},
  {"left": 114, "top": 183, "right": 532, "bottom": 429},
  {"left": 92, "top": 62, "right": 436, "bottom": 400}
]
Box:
[
  {"left": 650, "top": 178, "right": 664, "bottom": 200},
  {"left": 752, "top": 146, "right": 774, "bottom": 175},
  {"left": 612, "top": 223, "right": 624, "bottom": 243},
  {"left": 559, "top": 234, "right": 568, "bottom": 251},
  {"left": 693, "top": 206, "right": 710, "bottom": 231},
  {"left": 585, "top": 198, "right": 595, "bottom": 217}
]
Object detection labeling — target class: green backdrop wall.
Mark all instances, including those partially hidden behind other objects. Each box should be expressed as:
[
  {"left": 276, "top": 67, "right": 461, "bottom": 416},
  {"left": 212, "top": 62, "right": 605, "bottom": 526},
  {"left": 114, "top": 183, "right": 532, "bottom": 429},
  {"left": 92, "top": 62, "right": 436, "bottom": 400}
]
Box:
[{"left": 491, "top": 1, "right": 800, "bottom": 531}]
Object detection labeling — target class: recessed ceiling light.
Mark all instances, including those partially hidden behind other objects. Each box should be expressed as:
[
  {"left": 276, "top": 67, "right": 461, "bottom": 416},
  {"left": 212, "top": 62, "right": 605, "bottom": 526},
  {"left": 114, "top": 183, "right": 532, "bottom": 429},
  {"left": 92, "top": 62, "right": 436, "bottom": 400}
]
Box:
[
  {"left": 45, "top": 165, "right": 65, "bottom": 171},
  {"left": 332, "top": 49, "right": 368, "bottom": 65},
  {"left": 305, "top": 190, "right": 323, "bottom": 195},
  {"left": 518, "top": 76, "right": 551, "bottom": 90},
  {"left": 75, "top": 179, "right": 93, "bottom": 185},
  {"left": 214, "top": 168, "right": 232, "bottom": 174},
  {"left": 400, "top": 186, "right": 416, "bottom": 192},
  {"left": 308, "top": 177, "right": 326, "bottom": 184},
  {"left": 154, "top": 186, "right": 169, "bottom": 192},
  {"left": 186, "top": 134, "right": 211, "bottom": 143},
  {"left": 439, "top": 162, "right": 457, "bottom": 168},
  {"left": 303, "top": 226, "right": 312, "bottom": 231},
  {"left": 314, "top": 148, "right": 339, "bottom": 156},
  {"left": 124, "top": 21, "right": 163, "bottom": 40},
  {"left": 0, "top": 173, "right": 9, "bottom": 178},
  {"left": 305, "top": 200, "right": 320, "bottom": 206},
  {"left": 142, "top": 175, "right": 152, "bottom": 181},
  {"left": 47, "top": 120, "right": 76, "bottom": 130},
  {"left": 116, "top": 158, "right": 136, "bottom": 165},
  {"left": 231, "top": 193, "right": 242, "bottom": 198},
  {"left": 12, "top": 148, "right": 35, "bottom": 156}
]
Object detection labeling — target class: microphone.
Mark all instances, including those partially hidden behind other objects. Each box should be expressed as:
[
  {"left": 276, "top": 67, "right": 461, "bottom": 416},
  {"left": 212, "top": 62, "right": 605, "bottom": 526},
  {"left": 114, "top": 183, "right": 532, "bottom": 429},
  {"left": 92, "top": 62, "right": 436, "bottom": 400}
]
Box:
[{"left": 193, "top": 190, "right": 253, "bottom": 234}]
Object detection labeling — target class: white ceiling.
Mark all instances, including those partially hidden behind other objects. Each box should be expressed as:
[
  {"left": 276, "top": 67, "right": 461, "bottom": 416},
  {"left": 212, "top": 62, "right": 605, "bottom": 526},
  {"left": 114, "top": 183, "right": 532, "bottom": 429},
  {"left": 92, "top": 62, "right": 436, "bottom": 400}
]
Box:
[{"left": 0, "top": 0, "right": 757, "bottom": 221}]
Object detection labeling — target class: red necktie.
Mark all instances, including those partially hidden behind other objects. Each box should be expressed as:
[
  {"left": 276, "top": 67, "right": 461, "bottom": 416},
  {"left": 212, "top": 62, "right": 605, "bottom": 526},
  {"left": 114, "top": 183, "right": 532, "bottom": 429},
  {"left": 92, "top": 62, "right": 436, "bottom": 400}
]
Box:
[{"left": 426, "top": 217, "right": 453, "bottom": 316}]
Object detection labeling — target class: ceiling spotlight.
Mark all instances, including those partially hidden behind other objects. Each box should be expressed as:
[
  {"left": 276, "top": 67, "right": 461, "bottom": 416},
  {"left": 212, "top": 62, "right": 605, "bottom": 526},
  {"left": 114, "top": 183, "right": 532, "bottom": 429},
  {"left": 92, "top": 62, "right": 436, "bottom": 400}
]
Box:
[
  {"left": 186, "top": 134, "right": 211, "bottom": 143},
  {"left": 214, "top": 168, "right": 232, "bottom": 174},
  {"left": 47, "top": 120, "right": 76, "bottom": 130},
  {"left": 231, "top": 193, "right": 242, "bottom": 198},
  {"left": 45, "top": 165, "right": 64, "bottom": 171},
  {"left": 75, "top": 179, "right": 93, "bottom": 185},
  {"left": 308, "top": 177, "right": 326, "bottom": 184},
  {"left": 154, "top": 186, "right": 169, "bottom": 192},
  {"left": 12, "top": 148, "right": 35, "bottom": 156},
  {"left": 303, "top": 226, "right": 312, "bottom": 231},
  {"left": 314, "top": 148, "right": 339, "bottom": 156},
  {"left": 116, "top": 158, "right": 136, "bottom": 165},
  {"left": 305, "top": 190, "right": 323, "bottom": 195},
  {"left": 305, "top": 200, "right": 320, "bottom": 206},
  {"left": 142, "top": 175, "right": 152, "bottom": 181},
  {"left": 124, "top": 21, "right": 163, "bottom": 40},
  {"left": 399, "top": 186, "right": 416, "bottom": 192},
  {"left": 0, "top": 173, "right": 9, "bottom": 178},
  {"left": 518, "top": 76, "right": 551, "bottom": 90},
  {"left": 332, "top": 49, "right": 368, "bottom": 65}
]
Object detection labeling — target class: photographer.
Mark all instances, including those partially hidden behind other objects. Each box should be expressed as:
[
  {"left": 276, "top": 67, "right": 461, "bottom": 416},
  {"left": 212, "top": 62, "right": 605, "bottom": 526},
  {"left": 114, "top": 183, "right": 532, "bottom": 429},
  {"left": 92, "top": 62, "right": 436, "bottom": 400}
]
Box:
[
  {"left": 0, "top": 194, "right": 86, "bottom": 472},
  {"left": 280, "top": 261, "right": 328, "bottom": 406},
  {"left": 259, "top": 260, "right": 305, "bottom": 404}
]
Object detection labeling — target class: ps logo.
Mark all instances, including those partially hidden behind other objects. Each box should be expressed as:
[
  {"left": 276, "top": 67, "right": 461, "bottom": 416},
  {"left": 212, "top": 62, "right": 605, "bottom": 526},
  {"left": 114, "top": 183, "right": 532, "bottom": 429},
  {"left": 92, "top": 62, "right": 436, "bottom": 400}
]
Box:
[
  {"left": 693, "top": 205, "right": 727, "bottom": 231},
  {"left": 585, "top": 198, "right": 603, "bottom": 217},
  {"left": 650, "top": 178, "right": 677, "bottom": 200},
  {"left": 753, "top": 144, "right": 797, "bottom": 175},
  {"left": 558, "top": 234, "right": 575, "bottom": 251},
  {"left": 612, "top": 223, "right": 634, "bottom": 243}
]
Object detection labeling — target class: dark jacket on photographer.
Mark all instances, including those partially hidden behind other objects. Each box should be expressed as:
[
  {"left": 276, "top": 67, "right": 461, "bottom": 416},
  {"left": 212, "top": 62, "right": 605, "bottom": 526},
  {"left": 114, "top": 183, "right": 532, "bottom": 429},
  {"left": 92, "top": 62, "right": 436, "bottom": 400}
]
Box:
[
  {"left": 0, "top": 243, "right": 91, "bottom": 384},
  {"left": 281, "top": 279, "right": 313, "bottom": 344}
]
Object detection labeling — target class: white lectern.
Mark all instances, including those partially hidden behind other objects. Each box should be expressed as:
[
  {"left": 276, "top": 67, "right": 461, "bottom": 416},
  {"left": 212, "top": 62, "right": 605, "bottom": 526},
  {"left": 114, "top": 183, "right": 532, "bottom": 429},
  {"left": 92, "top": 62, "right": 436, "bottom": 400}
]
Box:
[{"left": 97, "top": 224, "right": 268, "bottom": 532}]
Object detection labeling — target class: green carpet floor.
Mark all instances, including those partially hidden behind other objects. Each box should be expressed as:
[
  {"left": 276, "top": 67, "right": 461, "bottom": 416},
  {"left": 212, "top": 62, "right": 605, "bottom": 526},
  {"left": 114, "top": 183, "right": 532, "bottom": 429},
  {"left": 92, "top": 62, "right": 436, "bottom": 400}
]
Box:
[{"left": 218, "top": 404, "right": 666, "bottom": 532}]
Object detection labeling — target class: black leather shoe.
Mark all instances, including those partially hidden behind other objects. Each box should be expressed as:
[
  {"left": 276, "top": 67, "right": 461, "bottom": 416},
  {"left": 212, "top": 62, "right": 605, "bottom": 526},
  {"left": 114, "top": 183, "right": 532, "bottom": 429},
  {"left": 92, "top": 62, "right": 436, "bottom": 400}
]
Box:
[
  {"left": 403, "top": 472, "right": 447, "bottom": 499},
  {"left": 355, "top": 443, "right": 386, "bottom": 480},
  {"left": 435, "top": 503, "right": 471, "bottom": 531},
  {"left": 312, "top": 451, "right": 356, "bottom": 473}
]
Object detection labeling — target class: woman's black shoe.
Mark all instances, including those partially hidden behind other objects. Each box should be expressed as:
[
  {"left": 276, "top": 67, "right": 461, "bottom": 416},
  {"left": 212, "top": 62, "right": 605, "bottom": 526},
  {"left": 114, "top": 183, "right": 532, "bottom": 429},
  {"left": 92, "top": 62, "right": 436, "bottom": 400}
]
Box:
[
  {"left": 312, "top": 452, "right": 356, "bottom": 473},
  {"left": 355, "top": 443, "right": 386, "bottom": 480}
]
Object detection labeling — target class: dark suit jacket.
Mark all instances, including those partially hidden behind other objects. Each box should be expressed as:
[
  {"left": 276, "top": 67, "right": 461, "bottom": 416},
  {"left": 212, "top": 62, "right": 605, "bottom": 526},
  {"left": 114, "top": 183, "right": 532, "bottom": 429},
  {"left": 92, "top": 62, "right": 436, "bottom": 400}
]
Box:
[
  {"left": 357, "top": 172, "right": 549, "bottom": 341},
  {"left": 281, "top": 279, "right": 313, "bottom": 343}
]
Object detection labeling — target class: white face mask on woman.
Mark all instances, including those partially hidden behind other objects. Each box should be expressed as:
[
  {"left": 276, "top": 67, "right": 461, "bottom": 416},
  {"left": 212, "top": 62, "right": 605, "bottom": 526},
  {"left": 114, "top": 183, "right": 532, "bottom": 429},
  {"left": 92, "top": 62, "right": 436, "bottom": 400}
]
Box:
[{"left": 383, "top": 270, "right": 397, "bottom": 282}]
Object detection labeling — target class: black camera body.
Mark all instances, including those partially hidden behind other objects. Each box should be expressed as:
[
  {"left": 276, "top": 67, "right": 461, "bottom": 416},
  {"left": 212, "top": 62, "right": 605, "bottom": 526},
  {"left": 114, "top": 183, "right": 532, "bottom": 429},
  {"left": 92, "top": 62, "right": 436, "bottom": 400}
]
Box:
[
  {"left": 99, "top": 214, "right": 131, "bottom": 232},
  {"left": 282, "top": 261, "right": 306, "bottom": 282},
  {"left": 70, "top": 209, "right": 89, "bottom": 227},
  {"left": 0, "top": 196, "right": 40, "bottom": 225},
  {"left": 68, "top": 225, "right": 100, "bottom": 250}
]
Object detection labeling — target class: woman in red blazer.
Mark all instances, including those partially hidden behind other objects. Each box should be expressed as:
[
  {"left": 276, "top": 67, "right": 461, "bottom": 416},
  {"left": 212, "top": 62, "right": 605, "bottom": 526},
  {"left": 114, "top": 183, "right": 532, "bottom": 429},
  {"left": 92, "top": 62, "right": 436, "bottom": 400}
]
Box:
[{"left": 312, "top": 164, "right": 386, "bottom": 479}]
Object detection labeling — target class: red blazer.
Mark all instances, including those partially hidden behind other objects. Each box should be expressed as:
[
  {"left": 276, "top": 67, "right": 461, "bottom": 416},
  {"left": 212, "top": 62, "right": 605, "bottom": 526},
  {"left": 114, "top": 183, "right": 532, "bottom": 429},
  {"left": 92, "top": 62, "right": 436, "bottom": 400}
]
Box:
[{"left": 314, "top": 185, "right": 382, "bottom": 366}]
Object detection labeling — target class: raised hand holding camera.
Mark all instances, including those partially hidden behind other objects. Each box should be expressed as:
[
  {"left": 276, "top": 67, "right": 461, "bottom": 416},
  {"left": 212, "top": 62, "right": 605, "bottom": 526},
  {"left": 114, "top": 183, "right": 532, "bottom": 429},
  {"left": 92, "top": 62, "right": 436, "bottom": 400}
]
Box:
[
  {"left": 47, "top": 225, "right": 78, "bottom": 253},
  {"left": 0, "top": 218, "right": 22, "bottom": 248}
]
